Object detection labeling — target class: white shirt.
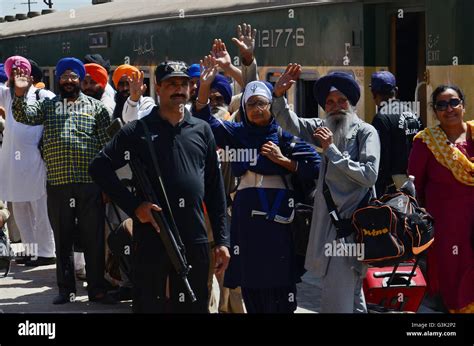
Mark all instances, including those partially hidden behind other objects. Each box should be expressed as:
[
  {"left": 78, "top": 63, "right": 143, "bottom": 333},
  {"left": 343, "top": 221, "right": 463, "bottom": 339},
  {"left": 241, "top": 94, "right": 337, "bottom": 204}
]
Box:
[
  {"left": 122, "top": 96, "right": 156, "bottom": 123},
  {"left": 101, "top": 91, "right": 116, "bottom": 119},
  {"left": 0, "top": 85, "right": 55, "bottom": 202}
]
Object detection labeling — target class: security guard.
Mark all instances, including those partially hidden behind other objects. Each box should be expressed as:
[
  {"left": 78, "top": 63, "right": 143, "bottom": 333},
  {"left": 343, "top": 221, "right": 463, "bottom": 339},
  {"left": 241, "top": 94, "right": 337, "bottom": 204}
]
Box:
[{"left": 89, "top": 61, "right": 230, "bottom": 313}]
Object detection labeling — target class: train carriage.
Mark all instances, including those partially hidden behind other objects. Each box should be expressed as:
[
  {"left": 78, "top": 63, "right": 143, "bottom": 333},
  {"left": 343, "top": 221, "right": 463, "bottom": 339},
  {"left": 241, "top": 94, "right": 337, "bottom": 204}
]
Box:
[{"left": 0, "top": 0, "right": 472, "bottom": 127}]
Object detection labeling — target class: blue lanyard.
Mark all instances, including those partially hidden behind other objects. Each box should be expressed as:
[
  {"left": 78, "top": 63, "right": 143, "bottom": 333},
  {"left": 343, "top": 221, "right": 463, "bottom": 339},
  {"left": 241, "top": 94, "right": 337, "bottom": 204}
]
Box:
[{"left": 257, "top": 188, "right": 286, "bottom": 221}]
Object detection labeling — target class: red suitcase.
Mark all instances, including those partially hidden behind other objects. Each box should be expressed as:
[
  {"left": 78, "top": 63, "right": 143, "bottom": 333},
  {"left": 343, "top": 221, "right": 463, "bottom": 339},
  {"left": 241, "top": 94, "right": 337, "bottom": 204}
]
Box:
[{"left": 363, "top": 260, "right": 426, "bottom": 312}]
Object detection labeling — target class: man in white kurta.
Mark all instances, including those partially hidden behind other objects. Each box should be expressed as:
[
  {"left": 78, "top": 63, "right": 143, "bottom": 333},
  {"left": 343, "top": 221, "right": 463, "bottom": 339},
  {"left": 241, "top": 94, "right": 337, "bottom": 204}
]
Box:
[{"left": 0, "top": 79, "right": 56, "bottom": 264}]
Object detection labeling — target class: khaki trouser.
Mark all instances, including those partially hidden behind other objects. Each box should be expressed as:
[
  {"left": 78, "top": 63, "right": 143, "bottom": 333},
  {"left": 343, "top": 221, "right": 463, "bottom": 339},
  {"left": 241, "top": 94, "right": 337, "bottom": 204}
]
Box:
[
  {"left": 6, "top": 202, "right": 21, "bottom": 243},
  {"left": 216, "top": 271, "right": 246, "bottom": 313}
]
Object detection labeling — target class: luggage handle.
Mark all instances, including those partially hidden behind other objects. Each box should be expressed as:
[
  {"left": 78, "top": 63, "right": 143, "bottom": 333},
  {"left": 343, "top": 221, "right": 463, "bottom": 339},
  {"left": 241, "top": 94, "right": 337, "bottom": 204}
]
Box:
[
  {"left": 374, "top": 271, "right": 418, "bottom": 278},
  {"left": 382, "top": 277, "right": 414, "bottom": 287}
]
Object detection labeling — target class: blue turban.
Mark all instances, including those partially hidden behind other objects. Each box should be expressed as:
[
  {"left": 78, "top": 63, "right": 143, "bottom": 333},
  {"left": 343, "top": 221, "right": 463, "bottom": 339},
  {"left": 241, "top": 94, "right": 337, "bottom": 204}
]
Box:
[
  {"left": 313, "top": 71, "right": 360, "bottom": 108},
  {"left": 0, "top": 64, "right": 8, "bottom": 83},
  {"left": 55, "top": 57, "right": 86, "bottom": 80},
  {"left": 188, "top": 63, "right": 201, "bottom": 78},
  {"left": 210, "top": 74, "right": 232, "bottom": 105}
]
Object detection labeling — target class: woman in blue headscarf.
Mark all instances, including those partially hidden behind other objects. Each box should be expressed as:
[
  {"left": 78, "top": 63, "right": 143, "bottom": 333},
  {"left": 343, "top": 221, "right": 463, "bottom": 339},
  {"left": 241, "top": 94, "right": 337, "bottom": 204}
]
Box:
[{"left": 193, "top": 56, "right": 321, "bottom": 313}]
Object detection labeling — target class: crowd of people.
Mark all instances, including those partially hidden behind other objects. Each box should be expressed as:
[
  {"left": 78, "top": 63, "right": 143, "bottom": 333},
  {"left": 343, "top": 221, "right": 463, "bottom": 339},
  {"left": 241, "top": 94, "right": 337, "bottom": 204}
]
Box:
[{"left": 0, "top": 23, "right": 472, "bottom": 314}]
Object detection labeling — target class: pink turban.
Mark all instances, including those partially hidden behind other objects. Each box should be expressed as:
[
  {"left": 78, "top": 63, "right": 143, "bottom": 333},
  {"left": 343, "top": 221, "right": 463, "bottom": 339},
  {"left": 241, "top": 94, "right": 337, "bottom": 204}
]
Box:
[{"left": 4, "top": 56, "right": 31, "bottom": 79}]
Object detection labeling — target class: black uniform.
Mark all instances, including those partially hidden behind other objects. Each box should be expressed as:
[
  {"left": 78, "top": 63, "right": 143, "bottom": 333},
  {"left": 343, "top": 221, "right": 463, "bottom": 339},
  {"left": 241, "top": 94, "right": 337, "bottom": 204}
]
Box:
[
  {"left": 89, "top": 107, "right": 228, "bottom": 313},
  {"left": 372, "top": 100, "right": 423, "bottom": 196}
]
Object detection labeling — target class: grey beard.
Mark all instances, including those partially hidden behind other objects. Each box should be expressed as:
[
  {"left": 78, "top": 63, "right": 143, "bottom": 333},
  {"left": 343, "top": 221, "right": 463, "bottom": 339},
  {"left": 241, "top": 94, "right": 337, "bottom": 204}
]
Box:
[
  {"left": 211, "top": 105, "right": 229, "bottom": 120},
  {"left": 325, "top": 109, "right": 358, "bottom": 150}
]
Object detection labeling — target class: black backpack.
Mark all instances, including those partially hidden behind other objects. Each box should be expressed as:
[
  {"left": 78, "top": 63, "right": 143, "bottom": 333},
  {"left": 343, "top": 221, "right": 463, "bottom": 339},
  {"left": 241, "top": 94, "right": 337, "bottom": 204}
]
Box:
[
  {"left": 352, "top": 191, "right": 434, "bottom": 267},
  {"left": 0, "top": 228, "right": 13, "bottom": 277},
  {"left": 277, "top": 127, "right": 316, "bottom": 257}
]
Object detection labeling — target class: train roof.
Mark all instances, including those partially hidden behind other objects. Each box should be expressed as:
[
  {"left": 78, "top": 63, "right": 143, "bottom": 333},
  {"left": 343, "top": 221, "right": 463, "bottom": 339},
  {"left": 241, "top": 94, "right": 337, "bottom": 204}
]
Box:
[{"left": 0, "top": 0, "right": 359, "bottom": 39}]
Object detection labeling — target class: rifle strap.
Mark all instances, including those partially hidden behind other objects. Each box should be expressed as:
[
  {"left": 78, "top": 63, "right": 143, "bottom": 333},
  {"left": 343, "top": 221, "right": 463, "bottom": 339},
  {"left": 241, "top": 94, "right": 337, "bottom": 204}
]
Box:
[{"left": 139, "top": 118, "right": 184, "bottom": 247}]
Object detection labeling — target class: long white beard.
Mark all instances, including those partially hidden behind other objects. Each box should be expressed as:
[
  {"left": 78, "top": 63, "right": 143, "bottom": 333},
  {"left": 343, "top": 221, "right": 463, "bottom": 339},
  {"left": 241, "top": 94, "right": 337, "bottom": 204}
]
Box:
[{"left": 325, "top": 109, "right": 358, "bottom": 150}]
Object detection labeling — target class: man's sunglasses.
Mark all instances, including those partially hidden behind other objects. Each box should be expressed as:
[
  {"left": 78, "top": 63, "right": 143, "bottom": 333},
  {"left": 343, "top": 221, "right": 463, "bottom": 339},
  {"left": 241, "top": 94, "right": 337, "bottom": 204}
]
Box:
[{"left": 434, "top": 98, "right": 462, "bottom": 111}]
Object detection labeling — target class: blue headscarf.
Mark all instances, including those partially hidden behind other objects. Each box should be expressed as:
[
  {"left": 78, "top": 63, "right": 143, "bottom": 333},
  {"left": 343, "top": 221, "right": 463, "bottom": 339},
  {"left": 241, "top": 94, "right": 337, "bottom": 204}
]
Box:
[{"left": 55, "top": 57, "right": 86, "bottom": 81}]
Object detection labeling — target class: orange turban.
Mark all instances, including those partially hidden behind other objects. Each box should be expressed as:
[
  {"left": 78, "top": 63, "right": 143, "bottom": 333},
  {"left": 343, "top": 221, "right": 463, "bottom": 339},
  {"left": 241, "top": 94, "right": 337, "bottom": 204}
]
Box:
[
  {"left": 84, "top": 63, "right": 109, "bottom": 89},
  {"left": 112, "top": 64, "right": 139, "bottom": 88}
]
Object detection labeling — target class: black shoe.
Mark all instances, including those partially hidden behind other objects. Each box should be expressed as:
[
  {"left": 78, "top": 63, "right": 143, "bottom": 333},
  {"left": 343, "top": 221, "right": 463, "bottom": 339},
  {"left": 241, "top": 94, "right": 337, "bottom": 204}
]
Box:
[
  {"left": 53, "top": 293, "right": 74, "bottom": 305},
  {"left": 25, "top": 257, "right": 56, "bottom": 267},
  {"left": 89, "top": 292, "right": 117, "bottom": 305},
  {"left": 109, "top": 287, "right": 132, "bottom": 301},
  {"left": 15, "top": 256, "right": 31, "bottom": 265},
  {"left": 118, "top": 287, "right": 132, "bottom": 301}
]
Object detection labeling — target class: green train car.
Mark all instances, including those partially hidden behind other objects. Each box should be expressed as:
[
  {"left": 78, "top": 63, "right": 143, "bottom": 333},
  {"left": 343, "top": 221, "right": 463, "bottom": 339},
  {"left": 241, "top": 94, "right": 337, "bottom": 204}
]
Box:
[{"left": 0, "top": 0, "right": 472, "bottom": 126}]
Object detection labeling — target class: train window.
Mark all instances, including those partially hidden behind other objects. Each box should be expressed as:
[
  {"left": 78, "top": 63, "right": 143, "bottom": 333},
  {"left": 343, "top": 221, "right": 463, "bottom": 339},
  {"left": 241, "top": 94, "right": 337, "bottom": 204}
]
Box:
[
  {"left": 42, "top": 69, "right": 50, "bottom": 91},
  {"left": 266, "top": 72, "right": 281, "bottom": 89},
  {"left": 52, "top": 70, "right": 59, "bottom": 94},
  {"left": 143, "top": 77, "right": 151, "bottom": 97}
]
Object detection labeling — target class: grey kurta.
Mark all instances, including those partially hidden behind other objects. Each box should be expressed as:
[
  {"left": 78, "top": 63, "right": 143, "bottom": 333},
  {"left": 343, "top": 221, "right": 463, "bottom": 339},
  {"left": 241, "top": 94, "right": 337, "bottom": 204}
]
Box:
[{"left": 272, "top": 95, "right": 380, "bottom": 277}]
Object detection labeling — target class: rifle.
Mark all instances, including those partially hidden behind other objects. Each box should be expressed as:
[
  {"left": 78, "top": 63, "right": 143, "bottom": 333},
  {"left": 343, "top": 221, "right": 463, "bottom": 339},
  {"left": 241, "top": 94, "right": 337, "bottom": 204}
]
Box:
[{"left": 107, "top": 118, "right": 197, "bottom": 302}]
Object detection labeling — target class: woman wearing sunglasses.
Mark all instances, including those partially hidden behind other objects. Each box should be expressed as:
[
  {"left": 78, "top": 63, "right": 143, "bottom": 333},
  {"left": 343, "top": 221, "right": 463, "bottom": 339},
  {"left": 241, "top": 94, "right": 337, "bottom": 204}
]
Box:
[
  {"left": 193, "top": 56, "right": 321, "bottom": 313},
  {"left": 408, "top": 85, "right": 474, "bottom": 313}
]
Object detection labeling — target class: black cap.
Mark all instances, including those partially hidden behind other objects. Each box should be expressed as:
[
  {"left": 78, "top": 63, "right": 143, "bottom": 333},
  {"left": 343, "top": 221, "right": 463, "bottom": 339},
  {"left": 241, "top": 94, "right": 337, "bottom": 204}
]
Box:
[
  {"left": 155, "top": 61, "right": 189, "bottom": 82},
  {"left": 28, "top": 59, "right": 43, "bottom": 83},
  {"left": 83, "top": 54, "right": 111, "bottom": 73}
]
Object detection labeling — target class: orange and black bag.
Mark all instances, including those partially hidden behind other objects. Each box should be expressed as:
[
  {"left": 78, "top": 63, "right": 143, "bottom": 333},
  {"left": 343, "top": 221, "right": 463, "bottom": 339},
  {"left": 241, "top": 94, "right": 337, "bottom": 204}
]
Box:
[{"left": 352, "top": 192, "right": 434, "bottom": 266}]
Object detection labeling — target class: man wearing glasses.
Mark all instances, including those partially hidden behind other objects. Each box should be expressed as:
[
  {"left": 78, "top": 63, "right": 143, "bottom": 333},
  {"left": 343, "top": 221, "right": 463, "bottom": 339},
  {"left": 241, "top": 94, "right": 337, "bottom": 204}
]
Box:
[{"left": 12, "top": 57, "right": 112, "bottom": 305}]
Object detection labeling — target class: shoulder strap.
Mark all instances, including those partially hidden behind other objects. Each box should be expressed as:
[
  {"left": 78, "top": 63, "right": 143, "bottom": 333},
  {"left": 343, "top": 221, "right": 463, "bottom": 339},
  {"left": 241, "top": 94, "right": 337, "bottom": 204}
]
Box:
[
  {"left": 35, "top": 89, "right": 41, "bottom": 101},
  {"left": 138, "top": 118, "right": 180, "bottom": 235},
  {"left": 322, "top": 163, "right": 344, "bottom": 231},
  {"left": 277, "top": 126, "right": 291, "bottom": 190}
]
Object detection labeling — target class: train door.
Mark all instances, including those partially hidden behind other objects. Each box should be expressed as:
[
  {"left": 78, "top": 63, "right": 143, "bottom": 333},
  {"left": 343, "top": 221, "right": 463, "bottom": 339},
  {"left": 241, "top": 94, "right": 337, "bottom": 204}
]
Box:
[
  {"left": 295, "top": 74, "right": 319, "bottom": 119},
  {"left": 390, "top": 11, "right": 427, "bottom": 125}
]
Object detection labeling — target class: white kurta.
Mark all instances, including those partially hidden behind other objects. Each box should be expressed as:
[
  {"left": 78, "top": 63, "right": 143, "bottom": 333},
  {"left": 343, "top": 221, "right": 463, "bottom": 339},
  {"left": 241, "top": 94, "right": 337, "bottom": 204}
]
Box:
[{"left": 0, "top": 85, "right": 55, "bottom": 202}]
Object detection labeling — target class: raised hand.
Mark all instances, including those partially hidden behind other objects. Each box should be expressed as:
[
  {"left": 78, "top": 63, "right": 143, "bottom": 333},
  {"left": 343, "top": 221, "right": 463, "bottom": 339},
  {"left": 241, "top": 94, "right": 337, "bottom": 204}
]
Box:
[
  {"left": 199, "top": 55, "right": 219, "bottom": 87},
  {"left": 13, "top": 68, "right": 32, "bottom": 97},
  {"left": 274, "top": 63, "right": 301, "bottom": 98},
  {"left": 211, "top": 39, "right": 232, "bottom": 70},
  {"left": 231, "top": 23, "right": 256, "bottom": 65},
  {"left": 128, "top": 70, "right": 147, "bottom": 102}
]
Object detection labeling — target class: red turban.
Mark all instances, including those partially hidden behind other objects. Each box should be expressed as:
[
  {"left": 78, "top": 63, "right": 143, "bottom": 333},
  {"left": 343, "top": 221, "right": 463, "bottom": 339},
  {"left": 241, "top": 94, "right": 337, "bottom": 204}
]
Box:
[{"left": 84, "top": 63, "right": 108, "bottom": 89}]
